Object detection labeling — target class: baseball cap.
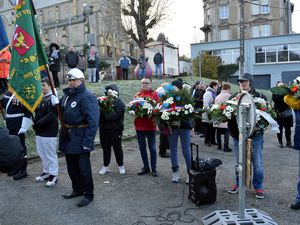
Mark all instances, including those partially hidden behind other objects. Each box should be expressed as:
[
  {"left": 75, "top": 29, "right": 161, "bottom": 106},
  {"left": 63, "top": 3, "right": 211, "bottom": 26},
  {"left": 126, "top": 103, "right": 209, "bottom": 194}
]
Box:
[
  {"left": 237, "top": 73, "right": 253, "bottom": 82},
  {"left": 66, "top": 68, "right": 85, "bottom": 80}
]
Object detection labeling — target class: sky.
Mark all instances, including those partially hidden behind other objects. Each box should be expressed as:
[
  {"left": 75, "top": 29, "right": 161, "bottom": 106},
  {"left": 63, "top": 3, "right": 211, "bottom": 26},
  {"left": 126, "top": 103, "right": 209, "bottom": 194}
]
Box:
[{"left": 150, "top": 0, "right": 300, "bottom": 57}]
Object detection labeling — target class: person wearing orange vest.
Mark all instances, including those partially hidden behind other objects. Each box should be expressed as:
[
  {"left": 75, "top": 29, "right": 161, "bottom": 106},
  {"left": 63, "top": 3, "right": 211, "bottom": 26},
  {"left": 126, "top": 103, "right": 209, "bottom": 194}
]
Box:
[{"left": 0, "top": 49, "right": 11, "bottom": 94}]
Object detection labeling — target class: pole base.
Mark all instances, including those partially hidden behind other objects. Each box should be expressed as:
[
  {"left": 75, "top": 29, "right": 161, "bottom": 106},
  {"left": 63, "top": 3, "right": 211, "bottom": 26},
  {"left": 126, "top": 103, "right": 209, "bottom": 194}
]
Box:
[{"left": 201, "top": 208, "right": 278, "bottom": 225}]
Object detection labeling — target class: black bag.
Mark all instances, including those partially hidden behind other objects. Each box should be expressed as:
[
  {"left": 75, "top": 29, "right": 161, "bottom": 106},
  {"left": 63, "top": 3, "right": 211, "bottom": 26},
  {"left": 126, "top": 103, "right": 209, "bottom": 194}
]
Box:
[{"left": 280, "top": 109, "right": 293, "bottom": 119}]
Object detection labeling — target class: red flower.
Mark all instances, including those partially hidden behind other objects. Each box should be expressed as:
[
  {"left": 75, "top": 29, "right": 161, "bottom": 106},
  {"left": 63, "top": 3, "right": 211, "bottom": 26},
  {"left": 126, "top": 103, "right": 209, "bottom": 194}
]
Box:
[
  {"left": 291, "top": 85, "right": 299, "bottom": 93},
  {"left": 220, "top": 105, "right": 226, "bottom": 110},
  {"left": 260, "top": 107, "right": 267, "bottom": 111},
  {"left": 171, "top": 103, "right": 176, "bottom": 109}
]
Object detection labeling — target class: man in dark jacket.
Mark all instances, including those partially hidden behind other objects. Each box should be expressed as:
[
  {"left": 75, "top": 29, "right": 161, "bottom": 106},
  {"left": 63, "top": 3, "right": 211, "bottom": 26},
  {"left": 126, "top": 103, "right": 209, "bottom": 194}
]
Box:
[
  {"left": 0, "top": 127, "right": 24, "bottom": 174},
  {"left": 51, "top": 68, "right": 99, "bottom": 207},
  {"left": 1, "top": 91, "right": 32, "bottom": 180},
  {"left": 153, "top": 50, "right": 163, "bottom": 79},
  {"left": 227, "top": 73, "right": 267, "bottom": 199},
  {"left": 33, "top": 78, "right": 59, "bottom": 187},
  {"left": 49, "top": 43, "right": 61, "bottom": 88},
  {"left": 98, "top": 84, "right": 126, "bottom": 175},
  {"left": 65, "top": 48, "right": 79, "bottom": 69}
]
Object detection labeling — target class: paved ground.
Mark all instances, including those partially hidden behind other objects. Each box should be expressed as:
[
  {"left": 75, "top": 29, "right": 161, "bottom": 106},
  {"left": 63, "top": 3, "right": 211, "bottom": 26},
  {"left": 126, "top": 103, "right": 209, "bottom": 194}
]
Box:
[{"left": 0, "top": 130, "right": 299, "bottom": 225}]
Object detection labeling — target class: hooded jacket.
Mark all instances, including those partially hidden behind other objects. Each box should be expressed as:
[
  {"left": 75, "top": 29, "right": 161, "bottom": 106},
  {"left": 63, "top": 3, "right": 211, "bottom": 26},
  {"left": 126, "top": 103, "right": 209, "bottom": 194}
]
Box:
[{"left": 99, "top": 84, "right": 125, "bottom": 133}]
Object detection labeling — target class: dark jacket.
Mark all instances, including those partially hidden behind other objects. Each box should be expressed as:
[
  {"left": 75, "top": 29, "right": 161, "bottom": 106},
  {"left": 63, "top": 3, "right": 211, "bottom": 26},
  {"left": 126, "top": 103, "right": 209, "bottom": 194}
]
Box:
[
  {"left": 172, "top": 119, "right": 194, "bottom": 130},
  {"left": 34, "top": 92, "right": 58, "bottom": 137},
  {"left": 87, "top": 56, "right": 98, "bottom": 68},
  {"left": 0, "top": 128, "right": 24, "bottom": 173},
  {"left": 294, "top": 110, "right": 300, "bottom": 150},
  {"left": 153, "top": 53, "right": 163, "bottom": 64},
  {"left": 1, "top": 92, "right": 31, "bottom": 131},
  {"left": 99, "top": 84, "right": 125, "bottom": 133},
  {"left": 272, "top": 94, "right": 293, "bottom": 127},
  {"left": 59, "top": 84, "right": 99, "bottom": 154},
  {"left": 193, "top": 88, "right": 205, "bottom": 109},
  {"left": 49, "top": 50, "right": 61, "bottom": 72},
  {"left": 65, "top": 51, "right": 79, "bottom": 68},
  {"left": 228, "top": 88, "right": 266, "bottom": 139}
]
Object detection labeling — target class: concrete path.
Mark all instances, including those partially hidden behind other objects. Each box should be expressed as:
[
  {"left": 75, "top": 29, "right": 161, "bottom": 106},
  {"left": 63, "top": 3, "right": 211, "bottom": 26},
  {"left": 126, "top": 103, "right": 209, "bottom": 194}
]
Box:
[{"left": 0, "top": 131, "right": 299, "bottom": 225}]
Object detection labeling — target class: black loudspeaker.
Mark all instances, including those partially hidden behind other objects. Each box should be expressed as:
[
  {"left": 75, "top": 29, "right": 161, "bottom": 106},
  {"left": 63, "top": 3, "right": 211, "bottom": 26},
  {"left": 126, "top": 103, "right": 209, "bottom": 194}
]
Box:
[{"left": 188, "top": 169, "right": 217, "bottom": 205}]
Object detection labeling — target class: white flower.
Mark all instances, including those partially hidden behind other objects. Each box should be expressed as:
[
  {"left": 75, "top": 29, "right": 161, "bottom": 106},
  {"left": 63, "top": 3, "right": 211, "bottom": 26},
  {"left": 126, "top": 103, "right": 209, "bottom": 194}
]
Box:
[
  {"left": 165, "top": 97, "right": 174, "bottom": 104},
  {"left": 175, "top": 112, "right": 179, "bottom": 116},
  {"left": 226, "top": 106, "right": 234, "bottom": 113},
  {"left": 184, "top": 110, "right": 189, "bottom": 114},
  {"left": 189, "top": 109, "right": 194, "bottom": 113},
  {"left": 294, "top": 76, "right": 300, "bottom": 84},
  {"left": 171, "top": 111, "right": 176, "bottom": 115},
  {"left": 211, "top": 104, "right": 219, "bottom": 111},
  {"left": 129, "top": 110, "right": 135, "bottom": 116},
  {"left": 225, "top": 112, "right": 231, "bottom": 119}
]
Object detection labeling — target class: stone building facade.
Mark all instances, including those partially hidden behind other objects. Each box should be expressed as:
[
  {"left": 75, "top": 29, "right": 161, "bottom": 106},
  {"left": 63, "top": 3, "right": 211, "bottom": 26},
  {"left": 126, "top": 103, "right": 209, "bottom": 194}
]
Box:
[
  {"left": 200, "top": 0, "right": 292, "bottom": 42},
  {"left": 0, "top": 0, "right": 130, "bottom": 59}
]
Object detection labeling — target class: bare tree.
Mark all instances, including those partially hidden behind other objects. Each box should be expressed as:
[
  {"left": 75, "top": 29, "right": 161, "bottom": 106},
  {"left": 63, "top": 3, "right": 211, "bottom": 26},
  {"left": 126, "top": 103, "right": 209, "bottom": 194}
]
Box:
[{"left": 121, "top": 0, "right": 170, "bottom": 52}]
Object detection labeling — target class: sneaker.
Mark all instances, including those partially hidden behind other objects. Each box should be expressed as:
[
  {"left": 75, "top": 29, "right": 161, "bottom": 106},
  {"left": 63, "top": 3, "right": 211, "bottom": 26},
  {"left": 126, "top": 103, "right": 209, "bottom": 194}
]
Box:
[
  {"left": 171, "top": 172, "right": 180, "bottom": 183},
  {"left": 185, "top": 176, "right": 190, "bottom": 184},
  {"left": 255, "top": 189, "right": 264, "bottom": 199},
  {"left": 228, "top": 185, "right": 239, "bottom": 194},
  {"left": 45, "top": 175, "right": 58, "bottom": 187},
  {"left": 35, "top": 173, "right": 50, "bottom": 182},
  {"left": 99, "top": 166, "right": 109, "bottom": 175},
  {"left": 118, "top": 166, "right": 126, "bottom": 175}
]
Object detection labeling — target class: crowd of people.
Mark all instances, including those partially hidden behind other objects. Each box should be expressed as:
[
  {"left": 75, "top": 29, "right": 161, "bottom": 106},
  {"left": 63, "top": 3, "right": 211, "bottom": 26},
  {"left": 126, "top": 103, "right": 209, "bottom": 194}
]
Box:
[{"left": 1, "top": 45, "right": 300, "bottom": 210}]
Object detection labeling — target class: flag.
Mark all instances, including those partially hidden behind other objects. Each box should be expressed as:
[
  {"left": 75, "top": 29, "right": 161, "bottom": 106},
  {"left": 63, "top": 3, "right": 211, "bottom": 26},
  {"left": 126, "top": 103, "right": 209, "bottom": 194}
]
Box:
[
  {"left": 9, "top": 0, "right": 48, "bottom": 113},
  {"left": 0, "top": 16, "right": 9, "bottom": 52}
]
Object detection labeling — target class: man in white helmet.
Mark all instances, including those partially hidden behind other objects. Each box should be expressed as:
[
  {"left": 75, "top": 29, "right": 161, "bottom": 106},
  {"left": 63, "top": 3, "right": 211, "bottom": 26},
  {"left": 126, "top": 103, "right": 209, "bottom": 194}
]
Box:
[{"left": 51, "top": 68, "right": 99, "bottom": 207}]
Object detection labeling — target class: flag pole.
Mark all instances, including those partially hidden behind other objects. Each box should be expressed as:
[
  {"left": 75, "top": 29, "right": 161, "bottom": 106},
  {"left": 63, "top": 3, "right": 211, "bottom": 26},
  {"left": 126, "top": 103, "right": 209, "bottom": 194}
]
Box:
[{"left": 45, "top": 64, "right": 65, "bottom": 129}]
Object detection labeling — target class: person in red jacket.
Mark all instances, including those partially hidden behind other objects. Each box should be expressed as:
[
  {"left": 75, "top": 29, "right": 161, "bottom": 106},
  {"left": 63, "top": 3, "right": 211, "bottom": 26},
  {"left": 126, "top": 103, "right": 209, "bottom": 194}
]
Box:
[
  {"left": 134, "top": 78, "right": 159, "bottom": 177},
  {"left": 0, "top": 49, "right": 11, "bottom": 94}
]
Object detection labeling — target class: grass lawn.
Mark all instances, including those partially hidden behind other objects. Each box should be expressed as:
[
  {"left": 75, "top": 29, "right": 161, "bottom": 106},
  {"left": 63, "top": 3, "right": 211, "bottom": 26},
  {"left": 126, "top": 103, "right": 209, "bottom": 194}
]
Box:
[{"left": 0, "top": 75, "right": 272, "bottom": 157}]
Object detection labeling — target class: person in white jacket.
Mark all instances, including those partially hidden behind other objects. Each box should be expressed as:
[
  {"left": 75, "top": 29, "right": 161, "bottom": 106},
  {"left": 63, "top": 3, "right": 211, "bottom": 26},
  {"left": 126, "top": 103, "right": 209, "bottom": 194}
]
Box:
[
  {"left": 202, "top": 81, "right": 218, "bottom": 146},
  {"left": 214, "top": 83, "right": 232, "bottom": 152}
]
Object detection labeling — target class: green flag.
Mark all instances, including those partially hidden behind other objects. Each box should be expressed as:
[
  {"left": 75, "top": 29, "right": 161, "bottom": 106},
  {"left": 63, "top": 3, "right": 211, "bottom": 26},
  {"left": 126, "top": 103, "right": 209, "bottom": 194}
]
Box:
[{"left": 9, "top": 0, "right": 48, "bottom": 113}]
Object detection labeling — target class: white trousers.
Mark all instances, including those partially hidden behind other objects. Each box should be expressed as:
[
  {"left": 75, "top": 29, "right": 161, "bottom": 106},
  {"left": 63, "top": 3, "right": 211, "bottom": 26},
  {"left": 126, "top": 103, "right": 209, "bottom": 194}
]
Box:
[
  {"left": 35, "top": 136, "right": 59, "bottom": 175},
  {"left": 88, "top": 68, "right": 97, "bottom": 83}
]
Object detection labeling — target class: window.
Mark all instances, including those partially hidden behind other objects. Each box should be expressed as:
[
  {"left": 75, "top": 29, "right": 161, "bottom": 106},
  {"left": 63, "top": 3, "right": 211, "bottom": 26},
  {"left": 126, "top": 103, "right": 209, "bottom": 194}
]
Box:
[
  {"left": 255, "top": 44, "right": 300, "bottom": 64},
  {"left": 219, "top": 5, "right": 229, "bottom": 19},
  {"left": 252, "top": 24, "right": 270, "bottom": 38},
  {"left": 251, "top": 0, "right": 270, "bottom": 15},
  {"left": 261, "top": 25, "right": 270, "bottom": 37},
  {"left": 220, "top": 29, "right": 229, "bottom": 41}
]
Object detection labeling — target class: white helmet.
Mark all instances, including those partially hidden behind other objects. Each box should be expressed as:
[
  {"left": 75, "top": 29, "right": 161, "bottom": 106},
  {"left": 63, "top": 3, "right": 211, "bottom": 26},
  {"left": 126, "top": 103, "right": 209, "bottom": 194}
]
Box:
[{"left": 66, "top": 68, "right": 85, "bottom": 80}]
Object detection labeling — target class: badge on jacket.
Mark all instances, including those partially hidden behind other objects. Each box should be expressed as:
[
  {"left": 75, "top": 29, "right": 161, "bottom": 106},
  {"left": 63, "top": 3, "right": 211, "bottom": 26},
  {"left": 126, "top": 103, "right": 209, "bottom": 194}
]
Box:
[{"left": 71, "top": 101, "right": 77, "bottom": 108}]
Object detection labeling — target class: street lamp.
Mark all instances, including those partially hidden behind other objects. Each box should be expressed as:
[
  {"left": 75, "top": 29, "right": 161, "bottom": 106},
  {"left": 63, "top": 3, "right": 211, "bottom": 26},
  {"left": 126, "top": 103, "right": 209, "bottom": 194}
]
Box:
[{"left": 83, "top": 2, "right": 94, "bottom": 53}]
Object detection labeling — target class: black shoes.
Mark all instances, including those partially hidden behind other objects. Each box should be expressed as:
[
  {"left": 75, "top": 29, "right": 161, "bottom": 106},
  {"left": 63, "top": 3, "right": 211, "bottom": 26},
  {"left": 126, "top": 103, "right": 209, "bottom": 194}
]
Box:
[
  {"left": 13, "top": 170, "right": 28, "bottom": 180},
  {"left": 77, "top": 197, "right": 93, "bottom": 207},
  {"left": 224, "top": 147, "right": 232, "bottom": 152},
  {"left": 151, "top": 170, "right": 158, "bottom": 177},
  {"left": 137, "top": 168, "right": 150, "bottom": 175},
  {"left": 62, "top": 191, "right": 84, "bottom": 199},
  {"left": 159, "top": 153, "right": 170, "bottom": 158},
  {"left": 286, "top": 143, "right": 293, "bottom": 148},
  {"left": 7, "top": 170, "right": 18, "bottom": 176},
  {"left": 290, "top": 201, "right": 300, "bottom": 210}
]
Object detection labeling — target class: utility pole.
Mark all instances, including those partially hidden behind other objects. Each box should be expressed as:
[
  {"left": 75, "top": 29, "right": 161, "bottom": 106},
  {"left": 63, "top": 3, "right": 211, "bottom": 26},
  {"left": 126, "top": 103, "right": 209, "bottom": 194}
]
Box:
[
  {"left": 287, "top": 0, "right": 292, "bottom": 34},
  {"left": 239, "top": 0, "right": 245, "bottom": 79}
]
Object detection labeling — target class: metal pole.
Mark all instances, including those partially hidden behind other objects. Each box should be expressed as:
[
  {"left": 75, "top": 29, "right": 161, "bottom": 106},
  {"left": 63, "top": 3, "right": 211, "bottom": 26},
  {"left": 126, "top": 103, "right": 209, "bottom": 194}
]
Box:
[
  {"left": 239, "top": 0, "right": 245, "bottom": 79},
  {"left": 238, "top": 103, "right": 248, "bottom": 219},
  {"left": 287, "top": 0, "right": 292, "bottom": 34},
  {"left": 199, "top": 51, "right": 202, "bottom": 79}
]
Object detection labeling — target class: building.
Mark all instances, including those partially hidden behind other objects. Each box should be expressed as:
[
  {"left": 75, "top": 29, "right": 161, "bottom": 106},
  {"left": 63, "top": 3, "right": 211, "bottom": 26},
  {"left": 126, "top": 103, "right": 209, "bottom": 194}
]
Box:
[
  {"left": 191, "top": 0, "right": 299, "bottom": 89},
  {"left": 191, "top": 34, "right": 300, "bottom": 89},
  {"left": 200, "top": 0, "right": 293, "bottom": 42},
  {"left": 0, "top": 0, "right": 130, "bottom": 59}
]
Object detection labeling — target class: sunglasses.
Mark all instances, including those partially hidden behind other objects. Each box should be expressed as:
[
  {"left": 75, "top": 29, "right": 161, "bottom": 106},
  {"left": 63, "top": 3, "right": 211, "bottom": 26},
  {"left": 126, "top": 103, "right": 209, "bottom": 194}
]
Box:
[{"left": 238, "top": 80, "right": 249, "bottom": 83}]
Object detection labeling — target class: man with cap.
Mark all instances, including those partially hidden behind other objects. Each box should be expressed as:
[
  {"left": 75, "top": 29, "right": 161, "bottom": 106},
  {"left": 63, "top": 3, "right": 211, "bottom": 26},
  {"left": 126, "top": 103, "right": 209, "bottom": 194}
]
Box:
[
  {"left": 51, "top": 68, "right": 99, "bottom": 207},
  {"left": 227, "top": 73, "right": 267, "bottom": 199}
]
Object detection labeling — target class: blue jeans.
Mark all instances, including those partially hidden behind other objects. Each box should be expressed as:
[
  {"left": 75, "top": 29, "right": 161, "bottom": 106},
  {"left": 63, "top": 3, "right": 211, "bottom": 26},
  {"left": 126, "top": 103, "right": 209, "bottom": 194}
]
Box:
[
  {"left": 139, "top": 68, "right": 146, "bottom": 79},
  {"left": 136, "top": 130, "right": 157, "bottom": 171},
  {"left": 155, "top": 64, "right": 162, "bottom": 78},
  {"left": 233, "top": 135, "right": 264, "bottom": 190},
  {"left": 168, "top": 129, "right": 192, "bottom": 172},
  {"left": 297, "top": 151, "right": 300, "bottom": 202}
]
